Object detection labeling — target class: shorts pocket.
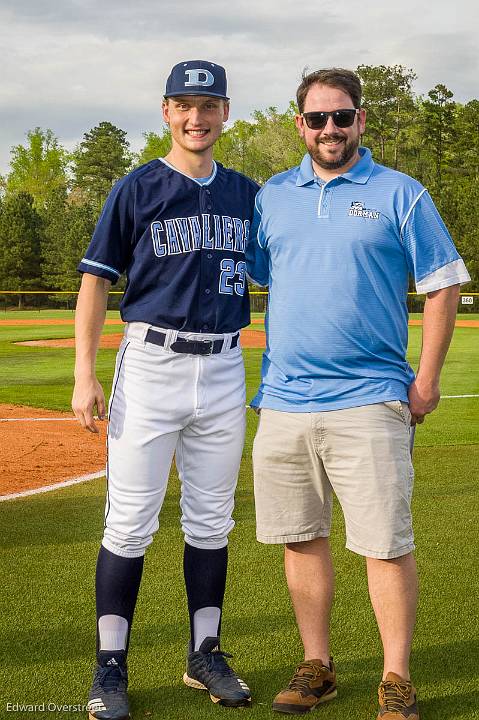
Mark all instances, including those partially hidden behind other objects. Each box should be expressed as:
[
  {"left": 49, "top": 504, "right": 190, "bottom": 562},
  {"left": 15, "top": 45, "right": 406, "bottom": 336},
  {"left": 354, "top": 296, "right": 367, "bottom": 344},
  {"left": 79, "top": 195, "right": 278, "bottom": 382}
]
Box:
[{"left": 383, "top": 400, "right": 410, "bottom": 425}]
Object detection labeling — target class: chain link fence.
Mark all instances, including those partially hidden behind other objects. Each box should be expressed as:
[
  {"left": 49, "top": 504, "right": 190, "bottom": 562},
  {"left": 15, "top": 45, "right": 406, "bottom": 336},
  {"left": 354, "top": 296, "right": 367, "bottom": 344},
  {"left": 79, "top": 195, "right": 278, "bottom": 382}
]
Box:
[{"left": 0, "top": 290, "right": 478, "bottom": 314}]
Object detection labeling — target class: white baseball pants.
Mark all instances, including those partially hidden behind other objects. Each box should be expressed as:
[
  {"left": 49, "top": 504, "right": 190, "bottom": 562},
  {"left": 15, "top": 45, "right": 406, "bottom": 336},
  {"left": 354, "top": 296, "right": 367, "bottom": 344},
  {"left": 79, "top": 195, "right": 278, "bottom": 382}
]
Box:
[{"left": 102, "top": 322, "right": 246, "bottom": 558}]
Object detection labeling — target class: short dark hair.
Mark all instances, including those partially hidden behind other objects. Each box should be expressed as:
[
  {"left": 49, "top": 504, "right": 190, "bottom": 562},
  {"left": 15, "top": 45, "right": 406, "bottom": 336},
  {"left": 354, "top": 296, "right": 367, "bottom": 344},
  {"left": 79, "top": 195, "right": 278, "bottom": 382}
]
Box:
[{"left": 296, "top": 68, "right": 362, "bottom": 113}]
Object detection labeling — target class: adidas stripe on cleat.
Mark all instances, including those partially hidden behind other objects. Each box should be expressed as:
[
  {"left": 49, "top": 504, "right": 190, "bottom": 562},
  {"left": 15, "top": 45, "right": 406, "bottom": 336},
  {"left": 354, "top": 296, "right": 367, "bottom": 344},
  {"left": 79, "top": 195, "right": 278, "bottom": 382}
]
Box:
[
  {"left": 183, "top": 636, "right": 251, "bottom": 707},
  {"left": 87, "top": 651, "right": 130, "bottom": 720}
]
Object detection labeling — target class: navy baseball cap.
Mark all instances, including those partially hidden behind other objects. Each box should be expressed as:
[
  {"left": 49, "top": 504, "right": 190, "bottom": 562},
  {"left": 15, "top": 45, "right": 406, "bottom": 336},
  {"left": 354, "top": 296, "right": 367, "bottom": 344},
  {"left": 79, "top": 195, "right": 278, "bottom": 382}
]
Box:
[{"left": 165, "top": 60, "right": 229, "bottom": 100}]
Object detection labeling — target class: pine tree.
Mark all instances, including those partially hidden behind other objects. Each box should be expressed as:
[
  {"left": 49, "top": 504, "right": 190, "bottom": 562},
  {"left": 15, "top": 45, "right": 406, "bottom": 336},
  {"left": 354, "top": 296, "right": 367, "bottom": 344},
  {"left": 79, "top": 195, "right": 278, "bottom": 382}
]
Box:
[
  {"left": 40, "top": 191, "right": 96, "bottom": 291},
  {"left": 420, "top": 84, "right": 456, "bottom": 196},
  {"left": 73, "top": 122, "right": 131, "bottom": 212},
  {"left": 0, "top": 192, "right": 43, "bottom": 305},
  {"left": 357, "top": 64, "right": 417, "bottom": 169}
]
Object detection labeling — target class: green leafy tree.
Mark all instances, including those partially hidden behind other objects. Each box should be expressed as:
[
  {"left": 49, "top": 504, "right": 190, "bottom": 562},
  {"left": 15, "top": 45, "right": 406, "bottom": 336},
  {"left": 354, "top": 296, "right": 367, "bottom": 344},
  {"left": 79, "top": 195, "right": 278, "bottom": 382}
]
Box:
[
  {"left": 215, "top": 119, "right": 258, "bottom": 175},
  {"left": 248, "top": 104, "right": 304, "bottom": 182},
  {"left": 0, "top": 192, "right": 43, "bottom": 304},
  {"left": 357, "top": 64, "right": 417, "bottom": 169},
  {"left": 135, "top": 129, "right": 171, "bottom": 166},
  {"left": 5, "top": 128, "right": 68, "bottom": 209},
  {"left": 73, "top": 121, "right": 131, "bottom": 212},
  {"left": 216, "top": 104, "right": 303, "bottom": 183}
]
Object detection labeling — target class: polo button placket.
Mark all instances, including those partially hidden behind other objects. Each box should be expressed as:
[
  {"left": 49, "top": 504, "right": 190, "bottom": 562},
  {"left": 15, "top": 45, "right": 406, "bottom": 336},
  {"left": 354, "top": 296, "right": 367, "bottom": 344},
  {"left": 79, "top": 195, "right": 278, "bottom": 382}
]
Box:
[{"left": 317, "top": 181, "right": 332, "bottom": 219}]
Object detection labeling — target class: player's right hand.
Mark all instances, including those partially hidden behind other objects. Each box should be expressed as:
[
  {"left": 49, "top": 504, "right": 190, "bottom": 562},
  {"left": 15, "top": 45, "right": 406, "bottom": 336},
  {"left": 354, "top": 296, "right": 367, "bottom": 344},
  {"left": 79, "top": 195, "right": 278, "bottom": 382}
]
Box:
[{"left": 72, "top": 376, "right": 106, "bottom": 433}]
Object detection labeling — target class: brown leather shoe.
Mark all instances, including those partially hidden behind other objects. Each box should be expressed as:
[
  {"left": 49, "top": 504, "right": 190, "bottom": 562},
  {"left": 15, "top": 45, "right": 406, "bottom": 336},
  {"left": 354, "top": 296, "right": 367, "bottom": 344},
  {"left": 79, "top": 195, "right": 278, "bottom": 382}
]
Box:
[
  {"left": 272, "top": 659, "right": 337, "bottom": 714},
  {"left": 377, "top": 672, "right": 419, "bottom": 719}
]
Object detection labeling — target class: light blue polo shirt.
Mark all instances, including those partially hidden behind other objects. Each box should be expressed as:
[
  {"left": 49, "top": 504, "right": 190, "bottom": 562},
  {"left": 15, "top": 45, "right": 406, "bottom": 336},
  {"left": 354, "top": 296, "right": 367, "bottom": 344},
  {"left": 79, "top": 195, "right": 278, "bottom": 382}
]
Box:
[{"left": 246, "top": 147, "right": 463, "bottom": 411}]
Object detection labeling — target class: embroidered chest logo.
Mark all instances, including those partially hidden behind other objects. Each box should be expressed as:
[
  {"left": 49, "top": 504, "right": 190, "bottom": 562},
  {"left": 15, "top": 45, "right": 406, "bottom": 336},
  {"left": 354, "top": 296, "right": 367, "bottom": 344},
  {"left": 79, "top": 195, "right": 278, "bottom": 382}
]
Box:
[{"left": 349, "top": 201, "right": 380, "bottom": 220}]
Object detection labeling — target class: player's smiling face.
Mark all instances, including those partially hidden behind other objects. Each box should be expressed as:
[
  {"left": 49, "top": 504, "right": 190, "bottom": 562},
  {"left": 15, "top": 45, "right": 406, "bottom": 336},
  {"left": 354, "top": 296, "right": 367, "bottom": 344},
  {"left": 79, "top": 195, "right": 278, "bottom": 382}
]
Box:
[
  {"left": 163, "top": 96, "right": 229, "bottom": 155},
  {"left": 295, "top": 84, "right": 366, "bottom": 177}
]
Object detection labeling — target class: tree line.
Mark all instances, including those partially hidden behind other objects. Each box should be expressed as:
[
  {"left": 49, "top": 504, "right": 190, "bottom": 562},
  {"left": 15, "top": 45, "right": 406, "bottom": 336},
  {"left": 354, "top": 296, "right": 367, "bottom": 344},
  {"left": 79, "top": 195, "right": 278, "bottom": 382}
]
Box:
[{"left": 0, "top": 64, "right": 477, "bottom": 296}]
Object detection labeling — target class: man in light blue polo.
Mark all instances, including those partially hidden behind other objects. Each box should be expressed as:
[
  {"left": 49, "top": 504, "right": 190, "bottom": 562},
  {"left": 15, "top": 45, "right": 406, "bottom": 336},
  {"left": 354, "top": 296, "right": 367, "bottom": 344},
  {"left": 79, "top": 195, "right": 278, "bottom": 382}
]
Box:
[{"left": 246, "top": 68, "right": 470, "bottom": 720}]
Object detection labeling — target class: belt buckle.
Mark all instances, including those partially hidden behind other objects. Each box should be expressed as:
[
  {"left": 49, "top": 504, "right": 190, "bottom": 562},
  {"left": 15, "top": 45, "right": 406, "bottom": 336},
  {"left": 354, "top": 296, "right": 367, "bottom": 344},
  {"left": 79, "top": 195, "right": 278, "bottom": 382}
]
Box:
[{"left": 197, "top": 339, "right": 214, "bottom": 355}]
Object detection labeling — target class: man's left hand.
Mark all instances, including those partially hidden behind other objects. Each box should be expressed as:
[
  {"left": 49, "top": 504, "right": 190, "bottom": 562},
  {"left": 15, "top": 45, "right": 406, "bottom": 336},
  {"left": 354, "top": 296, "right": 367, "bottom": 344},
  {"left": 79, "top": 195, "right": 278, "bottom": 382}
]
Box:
[{"left": 408, "top": 377, "right": 440, "bottom": 425}]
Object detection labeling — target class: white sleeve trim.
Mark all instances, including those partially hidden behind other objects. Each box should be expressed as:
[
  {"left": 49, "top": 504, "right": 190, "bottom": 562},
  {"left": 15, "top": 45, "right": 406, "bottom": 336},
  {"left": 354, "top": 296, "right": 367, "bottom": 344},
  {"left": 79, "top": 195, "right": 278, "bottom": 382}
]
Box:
[
  {"left": 415, "top": 259, "right": 471, "bottom": 293},
  {"left": 400, "top": 188, "right": 427, "bottom": 235},
  {"left": 80, "top": 258, "right": 121, "bottom": 278},
  {"left": 254, "top": 195, "right": 267, "bottom": 250}
]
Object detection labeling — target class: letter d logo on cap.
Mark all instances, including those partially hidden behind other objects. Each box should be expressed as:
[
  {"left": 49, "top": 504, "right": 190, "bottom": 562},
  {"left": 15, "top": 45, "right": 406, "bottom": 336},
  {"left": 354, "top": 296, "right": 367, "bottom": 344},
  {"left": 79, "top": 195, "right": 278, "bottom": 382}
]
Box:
[
  {"left": 165, "top": 60, "right": 228, "bottom": 99},
  {"left": 184, "top": 69, "right": 214, "bottom": 87}
]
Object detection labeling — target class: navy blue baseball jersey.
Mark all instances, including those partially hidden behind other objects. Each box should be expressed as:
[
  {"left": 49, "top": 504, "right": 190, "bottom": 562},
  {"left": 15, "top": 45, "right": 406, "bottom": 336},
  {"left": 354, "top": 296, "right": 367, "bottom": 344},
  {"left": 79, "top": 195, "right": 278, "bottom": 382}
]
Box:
[{"left": 78, "top": 159, "right": 259, "bottom": 333}]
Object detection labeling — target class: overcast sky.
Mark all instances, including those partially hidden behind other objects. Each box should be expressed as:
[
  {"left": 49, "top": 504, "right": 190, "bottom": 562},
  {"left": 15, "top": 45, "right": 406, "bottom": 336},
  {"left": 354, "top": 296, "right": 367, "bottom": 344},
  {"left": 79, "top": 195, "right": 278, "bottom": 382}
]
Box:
[{"left": 1, "top": 0, "right": 477, "bottom": 175}]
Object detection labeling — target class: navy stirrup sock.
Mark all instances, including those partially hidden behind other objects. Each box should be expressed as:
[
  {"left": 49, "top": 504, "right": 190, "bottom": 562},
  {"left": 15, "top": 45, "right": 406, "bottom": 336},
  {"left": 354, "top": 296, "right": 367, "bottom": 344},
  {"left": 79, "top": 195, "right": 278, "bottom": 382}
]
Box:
[
  {"left": 95, "top": 545, "right": 144, "bottom": 658},
  {"left": 183, "top": 542, "right": 228, "bottom": 648}
]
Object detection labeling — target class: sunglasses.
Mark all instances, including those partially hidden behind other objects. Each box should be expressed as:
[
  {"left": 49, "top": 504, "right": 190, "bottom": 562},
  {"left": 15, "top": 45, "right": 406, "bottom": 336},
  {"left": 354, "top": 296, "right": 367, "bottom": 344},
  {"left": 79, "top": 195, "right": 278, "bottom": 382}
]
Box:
[{"left": 301, "top": 109, "right": 360, "bottom": 130}]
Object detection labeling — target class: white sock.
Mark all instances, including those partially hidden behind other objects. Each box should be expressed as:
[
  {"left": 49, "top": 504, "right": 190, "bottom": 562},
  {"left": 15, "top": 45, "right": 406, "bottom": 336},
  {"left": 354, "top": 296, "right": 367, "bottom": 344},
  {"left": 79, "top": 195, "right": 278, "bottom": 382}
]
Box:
[
  {"left": 193, "top": 607, "right": 221, "bottom": 651},
  {"left": 98, "top": 614, "right": 128, "bottom": 651}
]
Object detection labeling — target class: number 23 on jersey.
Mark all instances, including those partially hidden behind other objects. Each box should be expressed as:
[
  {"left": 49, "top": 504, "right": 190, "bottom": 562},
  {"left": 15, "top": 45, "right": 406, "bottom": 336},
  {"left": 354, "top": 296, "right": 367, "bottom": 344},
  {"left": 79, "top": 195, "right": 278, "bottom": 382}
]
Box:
[{"left": 219, "top": 259, "right": 246, "bottom": 296}]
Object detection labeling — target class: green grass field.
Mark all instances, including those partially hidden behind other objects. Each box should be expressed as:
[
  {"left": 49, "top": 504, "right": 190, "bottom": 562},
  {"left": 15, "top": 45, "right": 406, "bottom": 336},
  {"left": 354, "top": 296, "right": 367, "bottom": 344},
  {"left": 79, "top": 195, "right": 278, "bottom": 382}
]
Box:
[{"left": 0, "top": 315, "right": 478, "bottom": 719}]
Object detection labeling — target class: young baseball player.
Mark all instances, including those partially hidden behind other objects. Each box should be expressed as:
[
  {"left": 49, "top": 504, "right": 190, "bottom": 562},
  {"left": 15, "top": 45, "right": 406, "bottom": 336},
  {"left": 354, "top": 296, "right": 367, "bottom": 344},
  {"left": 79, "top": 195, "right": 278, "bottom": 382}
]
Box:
[{"left": 72, "top": 60, "right": 258, "bottom": 719}]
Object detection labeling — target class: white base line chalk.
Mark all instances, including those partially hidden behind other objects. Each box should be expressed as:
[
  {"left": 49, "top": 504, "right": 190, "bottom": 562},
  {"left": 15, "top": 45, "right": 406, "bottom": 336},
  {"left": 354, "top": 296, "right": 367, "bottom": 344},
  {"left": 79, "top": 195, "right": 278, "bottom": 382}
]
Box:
[
  {"left": 1, "top": 396, "right": 477, "bottom": 500},
  {"left": 1, "top": 395, "right": 478, "bottom": 424},
  {"left": 0, "top": 470, "right": 105, "bottom": 502},
  {"left": 0, "top": 417, "right": 78, "bottom": 422},
  {"left": 441, "top": 394, "right": 479, "bottom": 399},
  {"left": 0, "top": 416, "right": 103, "bottom": 422}
]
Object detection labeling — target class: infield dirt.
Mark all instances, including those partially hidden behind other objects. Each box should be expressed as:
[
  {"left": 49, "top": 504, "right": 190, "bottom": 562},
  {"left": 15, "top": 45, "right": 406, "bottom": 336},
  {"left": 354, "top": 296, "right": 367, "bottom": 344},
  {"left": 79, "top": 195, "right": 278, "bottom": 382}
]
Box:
[
  {"left": 0, "top": 328, "right": 266, "bottom": 497},
  {"left": 0, "top": 404, "right": 106, "bottom": 497},
  {"left": 16, "top": 328, "right": 267, "bottom": 349}
]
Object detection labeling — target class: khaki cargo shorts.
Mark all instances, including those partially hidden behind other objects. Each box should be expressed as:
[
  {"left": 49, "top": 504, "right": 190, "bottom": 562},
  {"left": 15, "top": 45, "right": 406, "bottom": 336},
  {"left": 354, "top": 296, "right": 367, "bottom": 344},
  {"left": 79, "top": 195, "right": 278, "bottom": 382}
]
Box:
[{"left": 252, "top": 402, "right": 415, "bottom": 559}]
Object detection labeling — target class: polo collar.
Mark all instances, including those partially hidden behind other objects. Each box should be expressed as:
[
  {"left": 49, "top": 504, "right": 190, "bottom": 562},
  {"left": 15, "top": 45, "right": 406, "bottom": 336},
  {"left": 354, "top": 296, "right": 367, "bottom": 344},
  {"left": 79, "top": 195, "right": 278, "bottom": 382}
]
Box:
[
  {"left": 341, "top": 147, "right": 375, "bottom": 184},
  {"left": 295, "top": 146, "right": 375, "bottom": 186}
]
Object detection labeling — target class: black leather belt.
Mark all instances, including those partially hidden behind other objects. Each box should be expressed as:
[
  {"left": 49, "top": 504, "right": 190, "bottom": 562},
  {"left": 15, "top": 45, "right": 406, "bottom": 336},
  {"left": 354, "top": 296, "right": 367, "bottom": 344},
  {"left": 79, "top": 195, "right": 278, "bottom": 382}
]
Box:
[{"left": 145, "top": 329, "right": 239, "bottom": 355}]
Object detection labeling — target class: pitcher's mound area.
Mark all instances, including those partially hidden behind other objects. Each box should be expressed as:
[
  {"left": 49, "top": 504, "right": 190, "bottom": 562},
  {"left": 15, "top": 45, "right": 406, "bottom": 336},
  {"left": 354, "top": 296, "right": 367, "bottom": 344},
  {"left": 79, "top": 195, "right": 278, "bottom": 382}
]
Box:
[
  {"left": 17, "top": 328, "right": 266, "bottom": 349},
  {"left": 0, "top": 404, "right": 106, "bottom": 497}
]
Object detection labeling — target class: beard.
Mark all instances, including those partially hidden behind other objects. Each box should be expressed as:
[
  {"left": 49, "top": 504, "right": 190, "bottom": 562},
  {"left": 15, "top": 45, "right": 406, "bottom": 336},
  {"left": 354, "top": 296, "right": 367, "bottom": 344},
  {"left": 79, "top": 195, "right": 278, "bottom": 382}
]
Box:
[{"left": 308, "top": 132, "right": 360, "bottom": 171}]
